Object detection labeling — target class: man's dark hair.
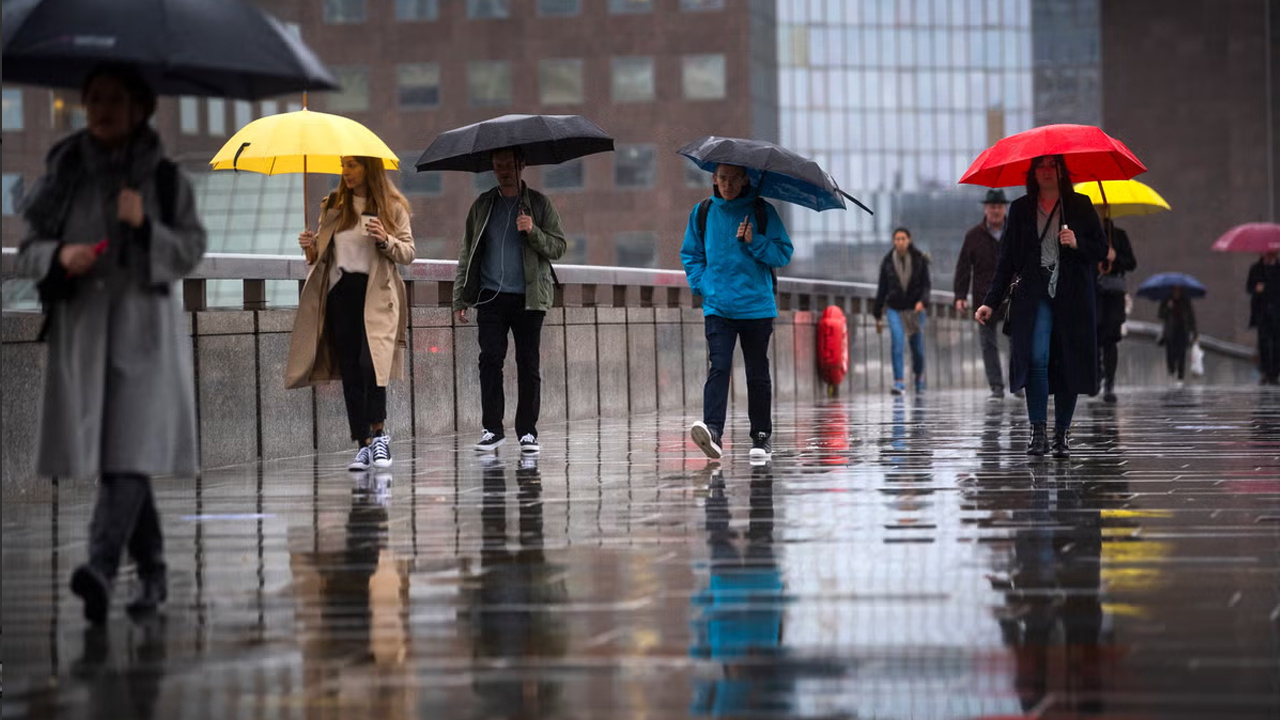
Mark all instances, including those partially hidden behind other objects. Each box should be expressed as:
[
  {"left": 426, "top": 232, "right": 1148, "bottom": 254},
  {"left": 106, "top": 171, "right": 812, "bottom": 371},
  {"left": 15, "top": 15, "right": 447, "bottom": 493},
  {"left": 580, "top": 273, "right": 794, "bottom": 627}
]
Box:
[
  {"left": 491, "top": 146, "right": 525, "bottom": 165},
  {"left": 892, "top": 226, "right": 912, "bottom": 239},
  {"left": 82, "top": 63, "right": 157, "bottom": 120}
]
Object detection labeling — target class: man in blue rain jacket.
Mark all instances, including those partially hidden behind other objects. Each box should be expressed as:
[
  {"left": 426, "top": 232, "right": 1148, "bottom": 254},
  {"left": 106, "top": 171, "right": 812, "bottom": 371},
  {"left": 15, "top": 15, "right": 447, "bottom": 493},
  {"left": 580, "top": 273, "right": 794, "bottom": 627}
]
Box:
[{"left": 681, "top": 164, "right": 793, "bottom": 461}]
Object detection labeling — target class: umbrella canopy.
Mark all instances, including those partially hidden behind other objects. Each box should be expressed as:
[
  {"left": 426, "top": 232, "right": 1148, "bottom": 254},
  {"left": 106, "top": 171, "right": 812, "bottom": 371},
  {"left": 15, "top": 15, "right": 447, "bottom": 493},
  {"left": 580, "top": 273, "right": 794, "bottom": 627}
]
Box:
[
  {"left": 1211, "top": 223, "right": 1280, "bottom": 254},
  {"left": 209, "top": 109, "right": 399, "bottom": 175},
  {"left": 678, "top": 136, "right": 872, "bottom": 214},
  {"left": 1136, "top": 272, "right": 1207, "bottom": 301},
  {"left": 415, "top": 114, "right": 613, "bottom": 172},
  {"left": 959, "top": 124, "right": 1146, "bottom": 188},
  {"left": 1073, "top": 179, "right": 1171, "bottom": 217},
  {"left": 2, "top": 0, "right": 337, "bottom": 99}
]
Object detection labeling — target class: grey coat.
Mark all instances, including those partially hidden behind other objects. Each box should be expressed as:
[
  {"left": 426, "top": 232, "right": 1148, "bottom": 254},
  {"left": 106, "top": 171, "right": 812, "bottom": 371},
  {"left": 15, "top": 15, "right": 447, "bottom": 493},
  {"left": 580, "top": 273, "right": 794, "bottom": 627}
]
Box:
[{"left": 16, "top": 129, "right": 207, "bottom": 479}]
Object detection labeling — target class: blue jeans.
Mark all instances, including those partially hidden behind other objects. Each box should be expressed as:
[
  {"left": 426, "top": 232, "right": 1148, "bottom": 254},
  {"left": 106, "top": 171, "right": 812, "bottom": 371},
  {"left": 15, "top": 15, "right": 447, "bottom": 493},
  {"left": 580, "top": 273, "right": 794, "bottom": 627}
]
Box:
[
  {"left": 703, "top": 315, "right": 773, "bottom": 437},
  {"left": 1027, "top": 298, "right": 1078, "bottom": 428},
  {"left": 886, "top": 308, "right": 925, "bottom": 381}
]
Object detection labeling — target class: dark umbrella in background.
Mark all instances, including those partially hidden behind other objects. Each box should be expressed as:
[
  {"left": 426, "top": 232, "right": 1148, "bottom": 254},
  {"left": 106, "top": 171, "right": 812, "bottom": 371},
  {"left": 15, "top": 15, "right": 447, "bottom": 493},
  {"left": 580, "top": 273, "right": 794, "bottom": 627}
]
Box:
[
  {"left": 1136, "top": 272, "right": 1207, "bottom": 301},
  {"left": 678, "top": 136, "right": 872, "bottom": 214},
  {"left": 414, "top": 113, "right": 614, "bottom": 172},
  {"left": 2, "top": 0, "right": 338, "bottom": 99}
]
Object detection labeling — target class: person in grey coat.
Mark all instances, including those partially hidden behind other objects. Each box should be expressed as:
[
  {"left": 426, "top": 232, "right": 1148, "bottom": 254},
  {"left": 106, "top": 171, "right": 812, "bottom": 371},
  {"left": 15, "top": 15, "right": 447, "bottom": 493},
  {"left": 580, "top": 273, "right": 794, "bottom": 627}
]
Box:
[{"left": 15, "top": 64, "right": 207, "bottom": 624}]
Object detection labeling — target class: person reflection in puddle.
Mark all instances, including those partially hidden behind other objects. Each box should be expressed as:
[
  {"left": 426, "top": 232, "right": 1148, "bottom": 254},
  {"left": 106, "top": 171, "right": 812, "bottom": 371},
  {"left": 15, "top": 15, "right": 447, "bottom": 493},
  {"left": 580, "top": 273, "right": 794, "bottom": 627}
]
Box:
[
  {"left": 464, "top": 456, "right": 568, "bottom": 717},
  {"left": 690, "top": 465, "right": 792, "bottom": 716},
  {"left": 70, "top": 617, "right": 168, "bottom": 719}
]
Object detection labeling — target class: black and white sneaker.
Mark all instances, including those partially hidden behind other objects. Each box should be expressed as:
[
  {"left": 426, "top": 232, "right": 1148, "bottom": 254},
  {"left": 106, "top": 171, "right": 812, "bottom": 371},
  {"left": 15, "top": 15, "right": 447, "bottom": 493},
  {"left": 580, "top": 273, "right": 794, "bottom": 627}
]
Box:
[
  {"left": 749, "top": 432, "right": 773, "bottom": 460},
  {"left": 519, "top": 433, "right": 540, "bottom": 454},
  {"left": 371, "top": 434, "right": 392, "bottom": 468},
  {"left": 690, "top": 421, "right": 722, "bottom": 459},
  {"left": 348, "top": 444, "right": 372, "bottom": 471},
  {"left": 474, "top": 429, "right": 505, "bottom": 452}
]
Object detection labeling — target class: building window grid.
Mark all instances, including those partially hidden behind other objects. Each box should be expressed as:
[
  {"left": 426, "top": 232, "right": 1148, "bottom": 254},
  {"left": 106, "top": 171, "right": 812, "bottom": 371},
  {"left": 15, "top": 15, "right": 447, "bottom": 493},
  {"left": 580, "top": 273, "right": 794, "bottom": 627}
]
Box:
[
  {"left": 323, "top": 0, "right": 365, "bottom": 24},
  {"left": 2, "top": 89, "right": 23, "bottom": 131},
  {"left": 395, "top": 0, "right": 438, "bottom": 21}
]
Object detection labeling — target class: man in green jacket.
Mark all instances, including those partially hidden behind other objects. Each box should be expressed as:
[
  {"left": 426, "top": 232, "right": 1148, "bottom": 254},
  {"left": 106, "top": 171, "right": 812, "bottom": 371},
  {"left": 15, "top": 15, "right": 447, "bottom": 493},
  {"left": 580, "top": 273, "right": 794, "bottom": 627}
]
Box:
[{"left": 454, "top": 147, "right": 567, "bottom": 453}]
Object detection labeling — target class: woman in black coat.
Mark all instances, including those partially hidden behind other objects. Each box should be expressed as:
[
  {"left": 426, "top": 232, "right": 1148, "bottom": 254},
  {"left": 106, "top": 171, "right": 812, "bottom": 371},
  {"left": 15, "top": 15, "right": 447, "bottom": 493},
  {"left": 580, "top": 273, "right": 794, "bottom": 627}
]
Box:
[
  {"left": 872, "top": 228, "right": 931, "bottom": 394},
  {"left": 1095, "top": 220, "right": 1137, "bottom": 402},
  {"left": 975, "top": 156, "right": 1107, "bottom": 458}
]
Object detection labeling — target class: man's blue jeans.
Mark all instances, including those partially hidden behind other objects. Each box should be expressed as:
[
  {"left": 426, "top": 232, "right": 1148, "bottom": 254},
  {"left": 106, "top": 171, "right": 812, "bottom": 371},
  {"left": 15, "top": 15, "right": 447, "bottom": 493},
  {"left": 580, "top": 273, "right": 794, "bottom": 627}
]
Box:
[
  {"left": 886, "top": 308, "right": 925, "bottom": 381},
  {"left": 1027, "top": 298, "right": 1078, "bottom": 428},
  {"left": 703, "top": 315, "right": 773, "bottom": 437}
]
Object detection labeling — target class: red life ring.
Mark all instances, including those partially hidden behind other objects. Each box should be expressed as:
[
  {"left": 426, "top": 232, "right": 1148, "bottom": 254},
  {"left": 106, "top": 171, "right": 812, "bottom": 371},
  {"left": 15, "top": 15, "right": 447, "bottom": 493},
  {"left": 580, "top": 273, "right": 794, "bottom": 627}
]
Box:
[{"left": 817, "top": 305, "right": 849, "bottom": 390}]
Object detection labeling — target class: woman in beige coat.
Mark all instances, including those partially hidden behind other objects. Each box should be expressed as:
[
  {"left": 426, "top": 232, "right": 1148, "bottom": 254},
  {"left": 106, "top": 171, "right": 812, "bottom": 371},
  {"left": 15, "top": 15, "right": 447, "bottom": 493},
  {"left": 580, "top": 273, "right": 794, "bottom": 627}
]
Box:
[{"left": 285, "top": 156, "right": 414, "bottom": 470}]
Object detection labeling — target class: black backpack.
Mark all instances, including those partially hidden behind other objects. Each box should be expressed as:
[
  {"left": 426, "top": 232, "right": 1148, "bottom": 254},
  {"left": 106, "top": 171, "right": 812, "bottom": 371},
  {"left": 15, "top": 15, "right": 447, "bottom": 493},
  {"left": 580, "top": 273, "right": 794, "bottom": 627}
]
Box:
[{"left": 696, "top": 196, "right": 777, "bottom": 290}]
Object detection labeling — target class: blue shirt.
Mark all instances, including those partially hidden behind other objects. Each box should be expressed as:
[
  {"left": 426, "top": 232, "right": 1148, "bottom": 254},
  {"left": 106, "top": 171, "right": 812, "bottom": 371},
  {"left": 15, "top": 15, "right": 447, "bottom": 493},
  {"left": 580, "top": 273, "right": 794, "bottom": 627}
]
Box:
[{"left": 480, "top": 195, "right": 525, "bottom": 294}]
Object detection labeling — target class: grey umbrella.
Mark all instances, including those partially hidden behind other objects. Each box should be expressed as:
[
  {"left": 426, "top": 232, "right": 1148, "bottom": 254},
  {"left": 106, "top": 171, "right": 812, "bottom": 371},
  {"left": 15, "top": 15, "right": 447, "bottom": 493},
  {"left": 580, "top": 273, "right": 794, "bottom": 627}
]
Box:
[
  {"left": 679, "top": 136, "right": 872, "bottom": 214},
  {"left": 2, "top": 0, "right": 337, "bottom": 99},
  {"left": 415, "top": 114, "right": 614, "bottom": 172}
]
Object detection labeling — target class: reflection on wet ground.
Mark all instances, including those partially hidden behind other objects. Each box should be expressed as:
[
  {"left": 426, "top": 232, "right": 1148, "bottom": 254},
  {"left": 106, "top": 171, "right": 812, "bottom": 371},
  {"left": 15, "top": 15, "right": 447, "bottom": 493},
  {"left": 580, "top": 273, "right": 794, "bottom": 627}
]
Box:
[{"left": 4, "top": 387, "right": 1280, "bottom": 719}]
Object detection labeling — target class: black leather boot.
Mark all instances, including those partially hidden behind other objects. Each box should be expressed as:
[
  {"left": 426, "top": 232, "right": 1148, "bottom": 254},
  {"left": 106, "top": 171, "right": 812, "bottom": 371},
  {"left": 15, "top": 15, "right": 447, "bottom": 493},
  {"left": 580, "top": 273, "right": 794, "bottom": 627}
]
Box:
[
  {"left": 1052, "top": 426, "right": 1071, "bottom": 459},
  {"left": 70, "top": 564, "right": 111, "bottom": 625},
  {"left": 126, "top": 565, "right": 168, "bottom": 615},
  {"left": 1026, "top": 423, "right": 1049, "bottom": 456}
]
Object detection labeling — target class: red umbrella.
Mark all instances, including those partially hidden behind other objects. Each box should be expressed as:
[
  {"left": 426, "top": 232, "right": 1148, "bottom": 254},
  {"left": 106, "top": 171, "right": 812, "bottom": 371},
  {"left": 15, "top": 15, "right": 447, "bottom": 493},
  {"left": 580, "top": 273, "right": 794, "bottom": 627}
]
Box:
[
  {"left": 1211, "top": 222, "right": 1280, "bottom": 253},
  {"left": 959, "top": 124, "right": 1147, "bottom": 188}
]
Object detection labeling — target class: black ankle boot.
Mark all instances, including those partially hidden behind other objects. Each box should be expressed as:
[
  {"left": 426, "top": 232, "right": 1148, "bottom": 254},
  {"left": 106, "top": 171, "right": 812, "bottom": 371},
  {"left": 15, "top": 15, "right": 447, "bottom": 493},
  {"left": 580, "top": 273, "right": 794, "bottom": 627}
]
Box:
[
  {"left": 126, "top": 565, "right": 168, "bottom": 615},
  {"left": 1052, "top": 426, "right": 1071, "bottom": 458},
  {"left": 1026, "top": 423, "right": 1049, "bottom": 456},
  {"left": 71, "top": 564, "right": 111, "bottom": 625}
]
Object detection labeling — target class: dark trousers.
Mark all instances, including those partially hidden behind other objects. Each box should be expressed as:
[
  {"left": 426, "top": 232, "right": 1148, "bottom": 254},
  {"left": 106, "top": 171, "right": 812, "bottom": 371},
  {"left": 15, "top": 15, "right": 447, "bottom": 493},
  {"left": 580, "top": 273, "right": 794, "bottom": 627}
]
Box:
[
  {"left": 477, "top": 292, "right": 545, "bottom": 438},
  {"left": 1099, "top": 341, "right": 1118, "bottom": 391},
  {"left": 327, "top": 272, "right": 386, "bottom": 443},
  {"left": 978, "top": 319, "right": 1004, "bottom": 390},
  {"left": 703, "top": 315, "right": 773, "bottom": 437},
  {"left": 1260, "top": 322, "right": 1280, "bottom": 381},
  {"left": 1166, "top": 331, "right": 1189, "bottom": 379},
  {"left": 87, "top": 473, "right": 164, "bottom": 581}
]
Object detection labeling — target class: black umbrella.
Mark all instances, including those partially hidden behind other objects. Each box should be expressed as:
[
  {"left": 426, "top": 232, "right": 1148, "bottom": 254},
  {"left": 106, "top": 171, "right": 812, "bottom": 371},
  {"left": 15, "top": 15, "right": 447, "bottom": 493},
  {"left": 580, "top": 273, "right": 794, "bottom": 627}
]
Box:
[
  {"left": 415, "top": 114, "right": 614, "bottom": 172},
  {"left": 2, "top": 0, "right": 338, "bottom": 99},
  {"left": 679, "top": 136, "right": 872, "bottom": 214}
]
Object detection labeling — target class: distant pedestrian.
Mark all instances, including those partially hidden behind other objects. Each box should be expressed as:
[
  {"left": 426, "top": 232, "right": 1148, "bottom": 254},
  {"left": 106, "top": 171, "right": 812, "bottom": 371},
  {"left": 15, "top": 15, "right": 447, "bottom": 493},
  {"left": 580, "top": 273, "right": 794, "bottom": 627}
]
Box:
[
  {"left": 955, "top": 189, "right": 1009, "bottom": 400},
  {"left": 1247, "top": 251, "right": 1280, "bottom": 385},
  {"left": 1157, "top": 285, "right": 1197, "bottom": 387},
  {"left": 874, "top": 227, "right": 931, "bottom": 395}
]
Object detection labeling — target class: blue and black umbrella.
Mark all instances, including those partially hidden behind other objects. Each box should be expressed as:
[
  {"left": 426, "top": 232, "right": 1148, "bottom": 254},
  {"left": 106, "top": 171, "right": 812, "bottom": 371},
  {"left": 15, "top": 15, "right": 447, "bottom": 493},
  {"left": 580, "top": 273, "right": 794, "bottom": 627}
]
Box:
[
  {"left": 1136, "top": 272, "right": 1207, "bottom": 301},
  {"left": 678, "top": 136, "right": 872, "bottom": 214}
]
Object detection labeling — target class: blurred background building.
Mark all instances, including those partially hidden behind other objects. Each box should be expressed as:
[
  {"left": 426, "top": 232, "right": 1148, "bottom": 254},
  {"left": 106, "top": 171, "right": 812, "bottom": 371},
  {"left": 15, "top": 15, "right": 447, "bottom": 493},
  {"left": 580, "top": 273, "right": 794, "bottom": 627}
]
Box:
[{"left": 2, "top": 0, "right": 1277, "bottom": 344}]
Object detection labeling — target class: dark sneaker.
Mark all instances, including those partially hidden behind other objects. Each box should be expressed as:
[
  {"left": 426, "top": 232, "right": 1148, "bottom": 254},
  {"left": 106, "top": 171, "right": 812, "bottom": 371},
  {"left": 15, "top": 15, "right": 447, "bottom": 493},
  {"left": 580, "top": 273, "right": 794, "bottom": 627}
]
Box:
[
  {"left": 519, "top": 433, "right": 540, "bottom": 454},
  {"left": 749, "top": 432, "right": 773, "bottom": 460},
  {"left": 71, "top": 565, "right": 111, "bottom": 625},
  {"left": 915, "top": 377, "right": 926, "bottom": 394},
  {"left": 989, "top": 387, "right": 1004, "bottom": 401},
  {"left": 474, "top": 429, "right": 505, "bottom": 452},
  {"left": 348, "top": 444, "right": 371, "bottom": 471},
  {"left": 690, "top": 421, "right": 722, "bottom": 459},
  {"left": 126, "top": 566, "right": 167, "bottom": 616},
  {"left": 890, "top": 381, "right": 905, "bottom": 396},
  {"left": 371, "top": 434, "right": 392, "bottom": 468}
]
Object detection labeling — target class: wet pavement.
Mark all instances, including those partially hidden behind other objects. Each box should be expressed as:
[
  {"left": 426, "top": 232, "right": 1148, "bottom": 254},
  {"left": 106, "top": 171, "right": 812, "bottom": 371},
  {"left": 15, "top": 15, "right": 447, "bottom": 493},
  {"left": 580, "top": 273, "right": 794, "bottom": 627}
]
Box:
[{"left": 4, "top": 386, "right": 1280, "bottom": 719}]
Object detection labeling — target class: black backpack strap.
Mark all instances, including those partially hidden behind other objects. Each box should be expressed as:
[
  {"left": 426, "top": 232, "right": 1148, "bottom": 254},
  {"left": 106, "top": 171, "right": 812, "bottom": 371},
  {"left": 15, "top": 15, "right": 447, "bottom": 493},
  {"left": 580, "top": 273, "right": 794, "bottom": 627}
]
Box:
[
  {"left": 156, "top": 158, "right": 179, "bottom": 227},
  {"left": 696, "top": 197, "right": 713, "bottom": 247},
  {"left": 753, "top": 196, "right": 769, "bottom": 235}
]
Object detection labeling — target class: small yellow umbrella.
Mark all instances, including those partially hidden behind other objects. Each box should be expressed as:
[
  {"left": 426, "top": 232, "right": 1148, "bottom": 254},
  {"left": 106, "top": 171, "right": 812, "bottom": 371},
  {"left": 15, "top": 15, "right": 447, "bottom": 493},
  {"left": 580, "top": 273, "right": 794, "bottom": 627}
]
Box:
[
  {"left": 210, "top": 108, "right": 399, "bottom": 226},
  {"left": 1073, "top": 178, "right": 1171, "bottom": 217}
]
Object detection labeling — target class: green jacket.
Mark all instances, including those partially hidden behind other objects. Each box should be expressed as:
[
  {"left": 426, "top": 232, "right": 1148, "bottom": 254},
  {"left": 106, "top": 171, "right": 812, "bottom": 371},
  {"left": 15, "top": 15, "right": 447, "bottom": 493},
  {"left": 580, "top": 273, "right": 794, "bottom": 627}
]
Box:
[{"left": 453, "top": 183, "right": 566, "bottom": 312}]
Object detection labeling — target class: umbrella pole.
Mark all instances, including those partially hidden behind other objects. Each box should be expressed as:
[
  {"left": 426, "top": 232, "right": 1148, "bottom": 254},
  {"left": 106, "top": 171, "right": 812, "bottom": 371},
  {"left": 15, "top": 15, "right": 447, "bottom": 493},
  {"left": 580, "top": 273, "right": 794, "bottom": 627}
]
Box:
[
  {"left": 1098, "top": 180, "right": 1112, "bottom": 273},
  {"left": 302, "top": 91, "right": 310, "bottom": 231}
]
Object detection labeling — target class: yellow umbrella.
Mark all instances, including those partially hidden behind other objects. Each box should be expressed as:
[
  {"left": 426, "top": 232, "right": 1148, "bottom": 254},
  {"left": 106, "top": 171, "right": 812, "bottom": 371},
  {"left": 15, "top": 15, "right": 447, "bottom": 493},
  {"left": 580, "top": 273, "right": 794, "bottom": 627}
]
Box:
[
  {"left": 1073, "top": 178, "right": 1171, "bottom": 217},
  {"left": 210, "top": 108, "right": 399, "bottom": 227}
]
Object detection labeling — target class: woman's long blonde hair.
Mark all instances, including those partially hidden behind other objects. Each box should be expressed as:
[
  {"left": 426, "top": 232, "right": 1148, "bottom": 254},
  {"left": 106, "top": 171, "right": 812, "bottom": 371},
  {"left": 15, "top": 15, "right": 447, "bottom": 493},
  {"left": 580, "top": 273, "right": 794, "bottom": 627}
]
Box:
[{"left": 323, "top": 156, "right": 411, "bottom": 232}]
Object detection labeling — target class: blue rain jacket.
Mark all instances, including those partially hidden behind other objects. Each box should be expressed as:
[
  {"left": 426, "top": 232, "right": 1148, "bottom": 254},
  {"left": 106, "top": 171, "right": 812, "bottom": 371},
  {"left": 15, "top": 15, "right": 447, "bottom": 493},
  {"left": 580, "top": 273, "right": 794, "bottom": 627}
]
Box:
[{"left": 680, "top": 194, "right": 793, "bottom": 320}]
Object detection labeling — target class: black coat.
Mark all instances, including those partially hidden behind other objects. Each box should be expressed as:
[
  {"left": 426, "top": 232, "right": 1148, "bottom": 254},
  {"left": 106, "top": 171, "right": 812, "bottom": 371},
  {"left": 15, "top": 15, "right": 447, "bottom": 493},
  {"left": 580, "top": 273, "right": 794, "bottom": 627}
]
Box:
[
  {"left": 1096, "top": 224, "right": 1137, "bottom": 344},
  {"left": 981, "top": 191, "right": 1108, "bottom": 395},
  {"left": 1247, "top": 259, "right": 1280, "bottom": 330},
  {"left": 954, "top": 221, "right": 1002, "bottom": 306},
  {"left": 873, "top": 245, "right": 931, "bottom": 319}
]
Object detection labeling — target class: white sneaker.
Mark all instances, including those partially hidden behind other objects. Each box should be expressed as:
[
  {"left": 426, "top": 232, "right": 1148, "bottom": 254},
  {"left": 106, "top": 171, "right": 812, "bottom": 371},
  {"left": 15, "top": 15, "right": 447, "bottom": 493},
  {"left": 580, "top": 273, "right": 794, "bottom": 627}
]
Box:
[
  {"left": 519, "top": 433, "right": 540, "bottom": 454},
  {"left": 690, "top": 421, "right": 722, "bottom": 459},
  {"left": 474, "top": 429, "right": 505, "bottom": 452}
]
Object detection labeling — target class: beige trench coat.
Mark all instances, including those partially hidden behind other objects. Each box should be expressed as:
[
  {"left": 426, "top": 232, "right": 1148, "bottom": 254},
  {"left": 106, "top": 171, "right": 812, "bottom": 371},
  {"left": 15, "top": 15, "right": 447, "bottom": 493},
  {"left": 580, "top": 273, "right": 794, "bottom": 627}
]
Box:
[{"left": 284, "top": 197, "right": 415, "bottom": 389}]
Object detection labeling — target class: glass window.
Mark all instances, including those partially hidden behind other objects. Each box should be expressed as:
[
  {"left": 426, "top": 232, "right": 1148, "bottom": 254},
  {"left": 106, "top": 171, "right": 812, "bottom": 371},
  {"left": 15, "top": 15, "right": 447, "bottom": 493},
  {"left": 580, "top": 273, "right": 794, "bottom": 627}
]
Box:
[
  {"left": 682, "top": 54, "right": 726, "bottom": 100},
  {"left": 398, "top": 63, "right": 441, "bottom": 108},
  {"left": 684, "top": 157, "right": 710, "bottom": 188},
  {"left": 539, "top": 59, "right": 584, "bottom": 105},
  {"left": 179, "top": 96, "right": 199, "bottom": 134},
  {"left": 323, "top": 0, "right": 365, "bottom": 23},
  {"left": 468, "top": 61, "right": 511, "bottom": 106},
  {"left": 543, "top": 158, "right": 584, "bottom": 190},
  {"left": 560, "top": 234, "right": 588, "bottom": 264},
  {"left": 467, "top": 0, "right": 509, "bottom": 18},
  {"left": 474, "top": 171, "right": 498, "bottom": 193},
  {"left": 206, "top": 98, "right": 226, "bottom": 136},
  {"left": 260, "top": 100, "right": 279, "bottom": 116},
  {"left": 609, "top": 0, "right": 652, "bottom": 13},
  {"left": 395, "top": 0, "right": 438, "bottom": 20},
  {"left": 399, "top": 154, "right": 442, "bottom": 195},
  {"left": 328, "top": 66, "right": 370, "bottom": 113},
  {"left": 2, "top": 174, "right": 23, "bottom": 215},
  {"left": 233, "top": 100, "right": 253, "bottom": 130},
  {"left": 681, "top": 0, "right": 724, "bottom": 9},
  {"left": 538, "top": 0, "right": 580, "bottom": 14},
  {"left": 616, "top": 231, "right": 658, "bottom": 268},
  {"left": 611, "top": 57, "right": 654, "bottom": 103},
  {"left": 614, "top": 144, "right": 656, "bottom": 189},
  {"left": 2, "top": 89, "right": 22, "bottom": 131}
]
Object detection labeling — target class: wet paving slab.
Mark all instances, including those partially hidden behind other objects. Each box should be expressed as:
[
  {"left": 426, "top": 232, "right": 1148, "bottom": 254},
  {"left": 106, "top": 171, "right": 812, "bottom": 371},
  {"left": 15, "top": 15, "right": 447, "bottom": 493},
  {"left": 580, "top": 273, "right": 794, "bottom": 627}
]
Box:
[{"left": 4, "top": 386, "right": 1280, "bottom": 719}]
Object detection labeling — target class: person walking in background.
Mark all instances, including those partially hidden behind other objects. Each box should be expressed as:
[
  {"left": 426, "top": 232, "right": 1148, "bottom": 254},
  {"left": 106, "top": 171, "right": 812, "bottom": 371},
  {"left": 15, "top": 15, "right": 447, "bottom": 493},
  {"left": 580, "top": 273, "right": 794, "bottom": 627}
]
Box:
[
  {"left": 1094, "top": 218, "right": 1137, "bottom": 402},
  {"left": 15, "top": 64, "right": 207, "bottom": 624},
  {"left": 874, "top": 227, "right": 931, "bottom": 395},
  {"left": 454, "top": 147, "right": 567, "bottom": 454},
  {"left": 974, "top": 155, "right": 1107, "bottom": 459},
  {"left": 682, "top": 163, "right": 793, "bottom": 461},
  {"left": 955, "top": 189, "right": 1009, "bottom": 400},
  {"left": 286, "top": 156, "right": 416, "bottom": 471},
  {"left": 1158, "top": 285, "right": 1197, "bottom": 388},
  {"left": 1248, "top": 250, "right": 1280, "bottom": 385}
]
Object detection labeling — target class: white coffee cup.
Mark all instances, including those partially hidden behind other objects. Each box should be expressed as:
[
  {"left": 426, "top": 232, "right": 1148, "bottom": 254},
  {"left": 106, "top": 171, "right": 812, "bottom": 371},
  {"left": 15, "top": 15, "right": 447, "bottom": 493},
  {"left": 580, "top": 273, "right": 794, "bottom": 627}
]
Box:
[{"left": 360, "top": 213, "right": 376, "bottom": 236}]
